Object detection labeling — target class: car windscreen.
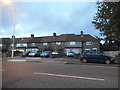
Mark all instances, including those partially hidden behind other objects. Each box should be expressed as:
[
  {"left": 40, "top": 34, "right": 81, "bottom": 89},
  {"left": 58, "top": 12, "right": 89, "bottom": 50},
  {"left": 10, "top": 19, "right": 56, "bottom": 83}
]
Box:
[
  {"left": 92, "top": 52, "right": 102, "bottom": 56},
  {"left": 85, "top": 52, "right": 91, "bottom": 55}
]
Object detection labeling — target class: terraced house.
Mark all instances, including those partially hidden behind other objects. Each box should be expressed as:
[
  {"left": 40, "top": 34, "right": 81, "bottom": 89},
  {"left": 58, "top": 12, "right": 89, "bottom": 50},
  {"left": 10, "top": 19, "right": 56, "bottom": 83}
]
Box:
[{"left": 0, "top": 31, "right": 100, "bottom": 55}]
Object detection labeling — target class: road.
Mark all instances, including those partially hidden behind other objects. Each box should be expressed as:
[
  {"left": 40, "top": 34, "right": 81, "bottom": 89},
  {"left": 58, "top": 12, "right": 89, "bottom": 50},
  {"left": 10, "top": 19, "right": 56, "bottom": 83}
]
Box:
[{"left": 2, "top": 58, "right": 119, "bottom": 88}]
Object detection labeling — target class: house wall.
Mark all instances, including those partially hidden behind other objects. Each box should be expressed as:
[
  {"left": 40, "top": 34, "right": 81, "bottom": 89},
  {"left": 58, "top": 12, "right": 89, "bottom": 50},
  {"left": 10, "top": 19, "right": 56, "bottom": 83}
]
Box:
[
  {"left": 83, "top": 41, "right": 100, "bottom": 52},
  {"left": 65, "top": 42, "right": 82, "bottom": 47}
]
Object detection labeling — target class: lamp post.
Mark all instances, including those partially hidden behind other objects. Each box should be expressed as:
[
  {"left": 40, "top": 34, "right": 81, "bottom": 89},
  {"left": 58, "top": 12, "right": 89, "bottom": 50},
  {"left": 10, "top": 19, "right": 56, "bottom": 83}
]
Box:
[
  {"left": 11, "top": 4, "right": 16, "bottom": 58},
  {"left": 2, "top": 0, "right": 16, "bottom": 58}
]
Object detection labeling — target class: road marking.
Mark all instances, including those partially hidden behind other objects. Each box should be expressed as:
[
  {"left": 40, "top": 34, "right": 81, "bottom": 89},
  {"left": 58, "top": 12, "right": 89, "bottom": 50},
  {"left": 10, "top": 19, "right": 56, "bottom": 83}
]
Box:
[
  {"left": 25, "top": 57, "right": 41, "bottom": 59},
  {"left": 7, "top": 59, "right": 26, "bottom": 62},
  {"left": 34, "top": 72, "right": 105, "bottom": 81},
  {"left": 81, "top": 65, "right": 116, "bottom": 68}
]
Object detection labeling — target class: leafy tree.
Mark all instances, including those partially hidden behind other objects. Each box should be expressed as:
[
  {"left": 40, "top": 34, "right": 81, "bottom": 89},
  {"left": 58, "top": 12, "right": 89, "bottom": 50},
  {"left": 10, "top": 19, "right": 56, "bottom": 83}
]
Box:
[{"left": 92, "top": 1, "right": 120, "bottom": 50}]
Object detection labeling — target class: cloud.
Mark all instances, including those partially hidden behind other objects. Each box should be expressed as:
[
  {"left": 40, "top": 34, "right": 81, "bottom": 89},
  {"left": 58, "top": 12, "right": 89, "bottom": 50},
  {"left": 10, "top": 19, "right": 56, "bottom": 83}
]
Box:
[
  {"left": 0, "top": 29, "right": 6, "bottom": 33},
  {"left": 20, "top": 12, "right": 28, "bottom": 18},
  {"left": 2, "top": 2, "right": 101, "bottom": 38}
]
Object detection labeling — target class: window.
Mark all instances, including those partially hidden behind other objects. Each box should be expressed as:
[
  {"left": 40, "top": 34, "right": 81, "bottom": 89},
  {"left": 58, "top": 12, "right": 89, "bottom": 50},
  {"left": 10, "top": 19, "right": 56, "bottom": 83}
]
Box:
[
  {"left": 26, "top": 48, "right": 38, "bottom": 52},
  {"left": 56, "top": 42, "right": 61, "bottom": 45},
  {"left": 92, "top": 52, "right": 101, "bottom": 56},
  {"left": 10, "top": 44, "right": 13, "bottom": 47},
  {"left": 70, "top": 41, "right": 75, "bottom": 45},
  {"left": 31, "top": 43, "right": 36, "bottom": 46},
  {"left": 43, "top": 43, "right": 48, "bottom": 46},
  {"left": 92, "top": 48, "right": 97, "bottom": 51},
  {"left": 73, "top": 49, "right": 80, "bottom": 54},
  {"left": 84, "top": 49, "right": 91, "bottom": 52},
  {"left": 86, "top": 41, "right": 93, "bottom": 45},
  {"left": 65, "top": 49, "right": 70, "bottom": 54},
  {"left": 86, "top": 52, "right": 91, "bottom": 55},
  {"left": 16, "top": 43, "right": 27, "bottom": 47},
  {"left": 0, "top": 44, "right": 2, "bottom": 47}
]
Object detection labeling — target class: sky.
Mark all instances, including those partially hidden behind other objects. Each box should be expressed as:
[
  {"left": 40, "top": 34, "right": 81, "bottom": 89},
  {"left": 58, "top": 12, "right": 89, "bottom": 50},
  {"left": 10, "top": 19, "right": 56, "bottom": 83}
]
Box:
[{"left": 1, "top": 1, "right": 101, "bottom": 38}]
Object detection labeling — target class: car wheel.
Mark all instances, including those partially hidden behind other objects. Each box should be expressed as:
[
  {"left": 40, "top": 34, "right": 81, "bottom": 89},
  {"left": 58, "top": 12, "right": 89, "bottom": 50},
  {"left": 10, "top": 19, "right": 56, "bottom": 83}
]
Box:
[
  {"left": 105, "top": 59, "right": 111, "bottom": 64},
  {"left": 82, "top": 58, "right": 87, "bottom": 63}
]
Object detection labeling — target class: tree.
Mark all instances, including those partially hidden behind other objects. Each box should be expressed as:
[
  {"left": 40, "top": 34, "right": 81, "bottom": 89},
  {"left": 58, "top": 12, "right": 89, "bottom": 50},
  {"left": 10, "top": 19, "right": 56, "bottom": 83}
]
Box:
[{"left": 92, "top": 1, "right": 120, "bottom": 50}]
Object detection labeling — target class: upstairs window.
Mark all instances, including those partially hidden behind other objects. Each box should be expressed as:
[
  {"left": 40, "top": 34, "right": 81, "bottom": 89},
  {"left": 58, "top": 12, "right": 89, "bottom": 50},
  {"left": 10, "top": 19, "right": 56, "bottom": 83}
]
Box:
[
  {"left": 16, "top": 43, "right": 27, "bottom": 47},
  {"left": 84, "top": 49, "right": 91, "bottom": 52},
  {"left": 86, "top": 41, "right": 93, "bottom": 45},
  {"left": 31, "top": 43, "right": 36, "bottom": 46},
  {"left": 92, "top": 48, "right": 97, "bottom": 51},
  {"left": 43, "top": 43, "right": 48, "bottom": 46},
  {"left": 0, "top": 44, "right": 2, "bottom": 47},
  {"left": 56, "top": 42, "right": 61, "bottom": 45},
  {"left": 70, "top": 41, "right": 75, "bottom": 45}
]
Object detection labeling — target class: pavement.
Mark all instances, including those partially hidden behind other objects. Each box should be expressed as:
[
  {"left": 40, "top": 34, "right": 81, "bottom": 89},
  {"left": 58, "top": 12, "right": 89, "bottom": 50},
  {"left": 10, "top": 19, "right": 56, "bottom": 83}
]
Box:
[
  {"left": 2, "top": 56, "right": 119, "bottom": 65},
  {"left": 2, "top": 56, "right": 80, "bottom": 64}
]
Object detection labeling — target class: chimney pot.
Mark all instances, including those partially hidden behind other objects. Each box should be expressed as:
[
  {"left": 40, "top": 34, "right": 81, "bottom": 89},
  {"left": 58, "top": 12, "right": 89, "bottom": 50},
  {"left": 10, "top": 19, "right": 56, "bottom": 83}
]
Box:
[
  {"left": 53, "top": 33, "right": 56, "bottom": 37},
  {"left": 12, "top": 35, "right": 15, "bottom": 39},
  {"left": 81, "top": 31, "right": 83, "bottom": 35},
  {"left": 31, "top": 34, "right": 34, "bottom": 38},
  {"left": 80, "top": 31, "right": 84, "bottom": 37}
]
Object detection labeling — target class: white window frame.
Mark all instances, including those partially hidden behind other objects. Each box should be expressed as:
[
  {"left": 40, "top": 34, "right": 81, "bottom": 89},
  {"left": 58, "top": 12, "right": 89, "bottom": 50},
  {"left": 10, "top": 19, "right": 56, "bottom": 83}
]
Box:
[
  {"left": 65, "top": 49, "right": 70, "bottom": 54},
  {"left": 16, "top": 43, "right": 27, "bottom": 47},
  {"left": 31, "top": 43, "right": 36, "bottom": 46},
  {"left": 92, "top": 48, "right": 97, "bottom": 51},
  {"left": 72, "top": 49, "right": 80, "bottom": 54},
  {"left": 56, "top": 42, "right": 61, "bottom": 45},
  {"left": 86, "top": 41, "right": 93, "bottom": 45},
  {"left": 84, "top": 49, "right": 91, "bottom": 52},
  {"left": 43, "top": 43, "right": 48, "bottom": 46},
  {"left": 0, "top": 44, "right": 2, "bottom": 47},
  {"left": 70, "top": 41, "right": 75, "bottom": 45},
  {"left": 26, "top": 48, "right": 38, "bottom": 52}
]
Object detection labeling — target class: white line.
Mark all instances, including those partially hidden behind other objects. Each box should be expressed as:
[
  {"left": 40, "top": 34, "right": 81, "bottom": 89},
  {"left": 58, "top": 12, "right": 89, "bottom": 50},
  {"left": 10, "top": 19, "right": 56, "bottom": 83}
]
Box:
[
  {"left": 81, "top": 65, "right": 116, "bottom": 69},
  {"left": 7, "top": 59, "right": 26, "bottom": 62},
  {"left": 34, "top": 72, "right": 105, "bottom": 81},
  {"left": 25, "top": 57, "right": 41, "bottom": 59}
]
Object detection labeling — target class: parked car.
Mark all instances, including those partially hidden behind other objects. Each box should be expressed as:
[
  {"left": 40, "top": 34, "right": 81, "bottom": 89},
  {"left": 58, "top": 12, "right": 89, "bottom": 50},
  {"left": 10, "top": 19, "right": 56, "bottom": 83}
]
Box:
[
  {"left": 6, "top": 51, "right": 22, "bottom": 56},
  {"left": 50, "top": 52, "right": 59, "bottom": 58},
  {"left": 40, "top": 51, "right": 52, "bottom": 57},
  {"left": 80, "top": 52, "right": 115, "bottom": 64},
  {"left": 52, "top": 52, "right": 58, "bottom": 55},
  {"left": 28, "top": 51, "right": 41, "bottom": 57},
  {"left": 67, "top": 52, "right": 75, "bottom": 57},
  {"left": 22, "top": 51, "right": 31, "bottom": 57}
]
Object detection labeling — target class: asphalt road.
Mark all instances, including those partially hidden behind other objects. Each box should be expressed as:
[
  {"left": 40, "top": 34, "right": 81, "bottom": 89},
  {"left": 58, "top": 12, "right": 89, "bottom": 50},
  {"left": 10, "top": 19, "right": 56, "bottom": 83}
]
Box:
[{"left": 2, "top": 58, "right": 119, "bottom": 88}]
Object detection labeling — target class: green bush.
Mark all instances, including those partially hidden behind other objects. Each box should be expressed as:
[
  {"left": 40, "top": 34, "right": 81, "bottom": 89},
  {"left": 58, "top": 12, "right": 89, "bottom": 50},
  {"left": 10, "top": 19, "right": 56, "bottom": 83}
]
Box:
[{"left": 114, "top": 55, "right": 120, "bottom": 61}]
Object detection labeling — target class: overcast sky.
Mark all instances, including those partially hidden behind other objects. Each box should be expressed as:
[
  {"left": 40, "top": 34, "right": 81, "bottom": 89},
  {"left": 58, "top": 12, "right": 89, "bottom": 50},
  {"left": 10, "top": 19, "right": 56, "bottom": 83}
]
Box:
[{"left": 1, "top": 1, "right": 101, "bottom": 38}]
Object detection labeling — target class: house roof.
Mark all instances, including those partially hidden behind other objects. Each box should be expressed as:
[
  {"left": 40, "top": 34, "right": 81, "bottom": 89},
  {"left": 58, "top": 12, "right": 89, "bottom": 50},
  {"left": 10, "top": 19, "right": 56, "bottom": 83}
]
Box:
[
  {"left": 40, "top": 34, "right": 98, "bottom": 42},
  {"left": 40, "top": 34, "right": 68, "bottom": 42},
  {"left": 0, "top": 38, "right": 12, "bottom": 44},
  {"left": 77, "top": 34, "right": 98, "bottom": 41},
  {"left": 14, "top": 37, "right": 43, "bottom": 43},
  {"left": 0, "top": 34, "right": 98, "bottom": 44}
]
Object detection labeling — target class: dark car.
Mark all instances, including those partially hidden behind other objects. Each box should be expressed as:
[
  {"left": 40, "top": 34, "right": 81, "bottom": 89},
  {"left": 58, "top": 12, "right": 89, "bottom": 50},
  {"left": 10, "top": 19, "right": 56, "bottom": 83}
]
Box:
[
  {"left": 80, "top": 52, "right": 115, "bottom": 64},
  {"left": 28, "top": 51, "right": 41, "bottom": 57},
  {"left": 40, "top": 51, "right": 52, "bottom": 57},
  {"left": 22, "top": 51, "right": 31, "bottom": 57},
  {"left": 67, "top": 52, "right": 75, "bottom": 57}
]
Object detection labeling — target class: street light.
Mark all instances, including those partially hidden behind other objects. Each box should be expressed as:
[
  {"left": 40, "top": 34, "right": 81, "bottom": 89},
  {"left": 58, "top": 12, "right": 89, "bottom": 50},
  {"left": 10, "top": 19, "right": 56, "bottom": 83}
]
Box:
[{"left": 2, "top": 0, "right": 16, "bottom": 58}]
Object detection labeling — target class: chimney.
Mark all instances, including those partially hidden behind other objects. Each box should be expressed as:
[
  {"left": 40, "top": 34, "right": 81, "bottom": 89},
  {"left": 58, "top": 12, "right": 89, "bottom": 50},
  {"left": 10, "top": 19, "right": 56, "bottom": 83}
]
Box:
[
  {"left": 80, "top": 31, "right": 84, "bottom": 37},
  {"left": 12, "top": 35, "right": 15, "bottom": 39},
  {"left": 31, "top": 34, "right": 34, "bottom": 38},
  {"left": 53, "top": 33, "right": 56, "bottom": 38}
]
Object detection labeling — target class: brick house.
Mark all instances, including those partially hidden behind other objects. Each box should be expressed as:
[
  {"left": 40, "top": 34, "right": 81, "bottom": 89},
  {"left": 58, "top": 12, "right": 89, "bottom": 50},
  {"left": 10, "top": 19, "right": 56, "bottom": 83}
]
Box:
[{"left": 0, "top": 31, "right": 100, "bottom": 55}]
